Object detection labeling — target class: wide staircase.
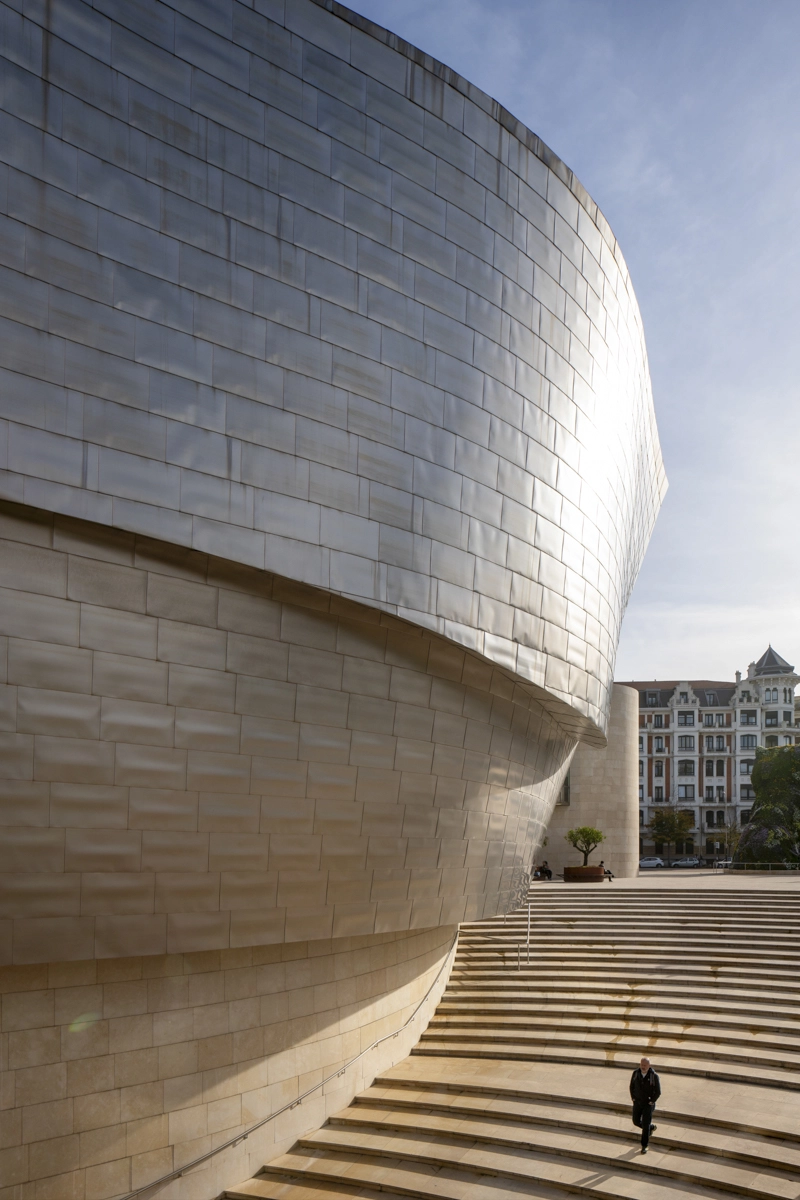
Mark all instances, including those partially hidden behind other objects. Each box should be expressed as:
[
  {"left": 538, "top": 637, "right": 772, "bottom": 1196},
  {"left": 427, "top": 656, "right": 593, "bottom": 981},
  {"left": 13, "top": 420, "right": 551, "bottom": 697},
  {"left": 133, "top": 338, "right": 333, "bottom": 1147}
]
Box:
[{"left": 228, "top": 885, "right": 800, "bottom": 1200}]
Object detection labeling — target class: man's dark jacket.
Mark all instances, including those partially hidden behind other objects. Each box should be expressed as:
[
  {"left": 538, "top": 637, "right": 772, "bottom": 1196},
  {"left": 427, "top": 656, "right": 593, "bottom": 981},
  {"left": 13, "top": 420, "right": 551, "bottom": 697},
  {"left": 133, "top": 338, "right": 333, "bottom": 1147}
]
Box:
[{"left": 630, "top": 1067, "right": 661, "bottom": 1104}]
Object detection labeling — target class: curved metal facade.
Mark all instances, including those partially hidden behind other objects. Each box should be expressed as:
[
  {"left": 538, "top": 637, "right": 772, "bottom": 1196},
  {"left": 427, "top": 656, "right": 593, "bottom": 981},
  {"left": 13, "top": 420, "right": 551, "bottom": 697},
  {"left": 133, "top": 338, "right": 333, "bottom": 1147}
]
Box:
[{"left": 0, "top": 0, "right": 665, "bottom": 958}]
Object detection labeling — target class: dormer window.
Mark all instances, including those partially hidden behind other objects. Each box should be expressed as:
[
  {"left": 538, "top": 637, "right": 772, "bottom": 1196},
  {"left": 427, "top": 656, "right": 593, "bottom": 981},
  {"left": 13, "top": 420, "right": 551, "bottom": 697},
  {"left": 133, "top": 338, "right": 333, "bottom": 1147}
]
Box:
[
  {"left": 679, "top": 692, "right": 689, "bottom": 703},
  {"left": 705, "top": 692, "right": 717, "bottom": 705},
  {"left": 645, "top": 691, "right": 658, "bottom": 707}
]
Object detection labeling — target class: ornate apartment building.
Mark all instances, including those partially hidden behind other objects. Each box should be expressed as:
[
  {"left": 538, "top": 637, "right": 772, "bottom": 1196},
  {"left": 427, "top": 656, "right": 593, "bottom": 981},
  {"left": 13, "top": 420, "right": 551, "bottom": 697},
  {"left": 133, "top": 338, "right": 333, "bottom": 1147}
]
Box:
[{"left": 628, "top": 647, "right": 799, "bottom": 861}]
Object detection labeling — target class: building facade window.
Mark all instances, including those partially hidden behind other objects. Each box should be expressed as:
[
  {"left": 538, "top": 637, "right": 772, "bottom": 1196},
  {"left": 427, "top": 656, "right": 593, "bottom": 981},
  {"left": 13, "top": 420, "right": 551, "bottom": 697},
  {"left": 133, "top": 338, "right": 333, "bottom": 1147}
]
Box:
[
  {"left": 740, "top": 734, "right": 757, "bottom": 750},
  {"left": 765, "top": 711, "right": 778, "bottom": 727},
  {"left": 654, "top": 761, "right": 663, "bottom": 778},
  {"left": 639, "top": 761, "right": 644, "bottom": 776},
  {"left": 716, "top": 735, "right": 725, "bottom": 750},
  {"left": 741, "top": 809, "right": 751, "bottom": 824},
  {"left": 678, "top": 711, "right": 694, "bottom": 726},
  {"left": 705, "top": 761, "right": 714, "bottom": 777},
  {"left": 678, "top": 759, "right": 695, "bottom": 776},
  {"left": 703, "top": 713, "right": 714, "bottom": 727},
  {"left": 655, "top": 736, "right": 664, "bottom": 751},
  {"left": 765, "top": 735, "right": 778, "bottom": 747},
  {"left": 716, "top": 714, "right": 725, "bottom": 727},
  {"left": 679, "top": 692, "right": 689, "bottom": 703},
  {"left": 784, "top": 711, "right": 793, "bottom": 724},
  {"left": 678, "top": 735, "right": 695, "bottom": 750},
  {"left": 654, "top": 715, "right": 663, "bottom": 728},
  {"left": 740, "top": 759, "right": 755, "bottom": 775},
  {"left": 716, "top": 760, "right": 725, "bottom": 776},
  {"left": 654, "top": 786, "right": 663, "bottom": 800},
  {"left": 677, "top": 784, "right": 695, "bottom": 799},
  {"left": 740, "top": 710, "right": 757, "bottom": 725},
  {"left": 705, "top": 735, "right": 714, "bottom": 751},
  {"left": 638, "top": 784, "right": 644, "bottom": 800},
  {"left": 646, "top": 691, "right": 658, "bottom": 706},
  {"left": 740, "top": 785, "right": 755, "bottom": 800},
  {"left": 705, "top": 787, "right": 714, "bottom": 802}
]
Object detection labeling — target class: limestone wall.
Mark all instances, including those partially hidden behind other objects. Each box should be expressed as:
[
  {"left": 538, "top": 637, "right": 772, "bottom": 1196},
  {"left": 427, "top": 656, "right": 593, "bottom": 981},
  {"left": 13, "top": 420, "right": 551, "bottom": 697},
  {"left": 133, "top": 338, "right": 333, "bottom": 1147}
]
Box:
[
  {"left": 0, "top": 924, "right": 455, "bottom": 1200},
  {"left": 0, "top": 501, "right": 569, "bottom": 958},
  {"left": 542, "top": 684, "right": 639, "bottom": 878}
]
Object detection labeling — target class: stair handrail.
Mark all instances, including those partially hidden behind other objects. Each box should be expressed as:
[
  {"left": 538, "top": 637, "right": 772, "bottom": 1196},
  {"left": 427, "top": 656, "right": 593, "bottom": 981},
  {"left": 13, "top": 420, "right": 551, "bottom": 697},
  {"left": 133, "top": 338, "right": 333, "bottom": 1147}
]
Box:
[
  {"left": 119, "top": 928, "right": 459, "bottom": 1200},
  {"left": 457, "top": 902, "right": 533, "bottom": 970}
]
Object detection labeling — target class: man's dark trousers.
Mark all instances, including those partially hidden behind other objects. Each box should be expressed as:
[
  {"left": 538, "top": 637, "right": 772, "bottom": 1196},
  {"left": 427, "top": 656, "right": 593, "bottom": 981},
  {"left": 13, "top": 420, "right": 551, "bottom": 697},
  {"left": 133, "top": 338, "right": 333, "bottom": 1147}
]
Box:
[{"left": 632, "top": 1100, "right": 654, "bottom": 1150}]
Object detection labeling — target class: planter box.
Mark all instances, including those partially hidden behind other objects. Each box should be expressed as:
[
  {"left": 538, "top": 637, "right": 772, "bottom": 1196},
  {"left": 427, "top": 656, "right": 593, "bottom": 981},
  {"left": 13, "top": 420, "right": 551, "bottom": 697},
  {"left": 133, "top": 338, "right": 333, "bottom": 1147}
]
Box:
[{"left": 564, "top": 865, "right": 606, "bottom": 883}]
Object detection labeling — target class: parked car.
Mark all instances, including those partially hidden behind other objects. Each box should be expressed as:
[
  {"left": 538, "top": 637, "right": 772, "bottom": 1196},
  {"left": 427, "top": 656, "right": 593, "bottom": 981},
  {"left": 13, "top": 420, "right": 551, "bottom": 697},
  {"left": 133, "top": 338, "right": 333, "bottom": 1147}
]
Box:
[
  {"left": 713, "top": 860, "right": 732, "bottom": 869},
  {"left": 671, "top": 856, "right": 702, "bottom": 868},
  {"left": 639, "top": 856, "right": 665, "bottom": 869}
]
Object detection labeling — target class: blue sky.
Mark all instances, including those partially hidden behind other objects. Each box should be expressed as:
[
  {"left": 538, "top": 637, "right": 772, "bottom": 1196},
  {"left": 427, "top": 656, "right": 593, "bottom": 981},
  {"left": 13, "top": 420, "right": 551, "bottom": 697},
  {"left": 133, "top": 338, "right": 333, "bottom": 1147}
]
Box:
[{"left": 351, "top": 0, "right": 800, "bottom": 683}]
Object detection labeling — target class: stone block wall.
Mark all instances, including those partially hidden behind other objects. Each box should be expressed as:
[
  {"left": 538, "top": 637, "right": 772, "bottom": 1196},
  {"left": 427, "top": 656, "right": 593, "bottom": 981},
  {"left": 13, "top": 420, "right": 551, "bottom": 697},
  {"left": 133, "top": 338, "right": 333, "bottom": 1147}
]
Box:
[
  {"left": 541, "top": 684, "right": 640, "bottom": 878},
  {"left": 0, "top": 500, "right": 567, "bottom": 959},
  {"left": 0, "top": 924, "right": 455, "bottom": 1199}
]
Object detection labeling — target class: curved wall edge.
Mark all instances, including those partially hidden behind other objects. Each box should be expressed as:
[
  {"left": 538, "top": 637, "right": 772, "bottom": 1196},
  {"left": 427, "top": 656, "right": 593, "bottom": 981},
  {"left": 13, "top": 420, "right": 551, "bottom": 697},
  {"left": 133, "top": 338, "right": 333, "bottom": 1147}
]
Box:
[{"left": 0, "top": 0, "right": 666, "bottom": 740}]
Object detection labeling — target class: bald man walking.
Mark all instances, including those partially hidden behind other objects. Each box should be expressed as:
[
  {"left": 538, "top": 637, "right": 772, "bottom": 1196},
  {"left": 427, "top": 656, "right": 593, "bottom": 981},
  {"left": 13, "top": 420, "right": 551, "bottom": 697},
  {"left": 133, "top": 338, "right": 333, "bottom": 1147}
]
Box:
[{"left": 630, "top": 1056, "right": 660, "bottom": 1153}]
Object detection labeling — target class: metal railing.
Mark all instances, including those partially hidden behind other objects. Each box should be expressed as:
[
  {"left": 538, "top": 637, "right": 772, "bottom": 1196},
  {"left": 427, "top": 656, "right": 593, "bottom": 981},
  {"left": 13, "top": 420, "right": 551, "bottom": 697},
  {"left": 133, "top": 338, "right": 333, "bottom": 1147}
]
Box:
[
  {"left": 120, "top": 929, "right": 459, "bottom": 1200},
  {"left": 458, "top": 902, "right": 533, "bottom": 969},
  {"left": 723, "top": 862, "right": 800, "bottom": 872}
]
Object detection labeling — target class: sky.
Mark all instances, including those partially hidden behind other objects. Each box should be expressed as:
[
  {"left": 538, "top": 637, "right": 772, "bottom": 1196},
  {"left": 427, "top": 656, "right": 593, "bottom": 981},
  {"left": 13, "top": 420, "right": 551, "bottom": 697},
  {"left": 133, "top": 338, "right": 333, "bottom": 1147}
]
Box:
[{"left": 350, "top": 0, "right": 800, "bottom": 683}]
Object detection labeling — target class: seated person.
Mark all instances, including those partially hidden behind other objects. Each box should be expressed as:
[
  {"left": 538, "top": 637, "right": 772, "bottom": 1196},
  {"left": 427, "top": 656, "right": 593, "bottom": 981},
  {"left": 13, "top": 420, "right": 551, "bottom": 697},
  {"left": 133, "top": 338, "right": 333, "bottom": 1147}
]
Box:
[
  {"left": 537, "top": 860, "right": 552, "bottom": 881},
  {"left": 599, "top": 859, "right": 614, "bottom": 880}
]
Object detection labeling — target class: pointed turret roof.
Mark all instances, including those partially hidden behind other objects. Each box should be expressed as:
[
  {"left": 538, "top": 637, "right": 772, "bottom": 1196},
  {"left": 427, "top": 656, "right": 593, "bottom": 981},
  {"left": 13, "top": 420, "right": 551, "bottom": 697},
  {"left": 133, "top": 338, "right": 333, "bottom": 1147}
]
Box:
[{"left": 752, "top": 646, "right": 795, "bottom": 676}]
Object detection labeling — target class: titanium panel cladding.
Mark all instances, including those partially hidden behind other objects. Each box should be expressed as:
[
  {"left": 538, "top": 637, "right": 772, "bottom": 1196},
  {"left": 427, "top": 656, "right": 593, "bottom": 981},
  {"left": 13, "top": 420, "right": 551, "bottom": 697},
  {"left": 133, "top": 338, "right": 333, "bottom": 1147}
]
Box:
[
  {"left": 0, "top": 0, "right": 666, "bottom": 955},
  {"left": 0, "top": 0, "right": 665, "bottom": 741}
]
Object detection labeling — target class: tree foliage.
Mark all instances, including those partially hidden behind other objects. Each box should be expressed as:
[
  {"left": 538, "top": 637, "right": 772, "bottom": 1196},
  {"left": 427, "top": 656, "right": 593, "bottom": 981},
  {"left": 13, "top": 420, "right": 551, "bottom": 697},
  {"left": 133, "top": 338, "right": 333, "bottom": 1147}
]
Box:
[
  {"left": 737, "top": 746, "right": 800, "bottom": 864},
  {"left": 647, "top": 807, "right": 694, "bottom": 859},
  {"left": 565, "top": 825, "right": 605, "bottom": 866}
]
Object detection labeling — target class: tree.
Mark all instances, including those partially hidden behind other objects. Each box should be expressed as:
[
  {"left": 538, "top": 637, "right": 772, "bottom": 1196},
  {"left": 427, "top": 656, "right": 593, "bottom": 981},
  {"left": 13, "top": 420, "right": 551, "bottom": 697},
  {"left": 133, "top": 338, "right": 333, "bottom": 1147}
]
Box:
[
  {"left": 737, "top": 746, "right": 800, "bottom": 864},
  {"left": 565, "top": 826, "right": 605, "bottom": 865},
  {"left": 721, "top": 819, "right": 741, "bottom": 860},
  {"left": 647, "top": 807, "right": 694, "bottom": 862}
]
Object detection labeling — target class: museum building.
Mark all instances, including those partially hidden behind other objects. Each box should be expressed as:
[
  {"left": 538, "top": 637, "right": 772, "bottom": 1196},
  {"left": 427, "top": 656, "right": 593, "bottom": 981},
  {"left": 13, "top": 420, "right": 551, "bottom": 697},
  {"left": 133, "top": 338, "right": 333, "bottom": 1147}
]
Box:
[{"left": 0, "top": 0, "right": 664, "bottom": 1195}]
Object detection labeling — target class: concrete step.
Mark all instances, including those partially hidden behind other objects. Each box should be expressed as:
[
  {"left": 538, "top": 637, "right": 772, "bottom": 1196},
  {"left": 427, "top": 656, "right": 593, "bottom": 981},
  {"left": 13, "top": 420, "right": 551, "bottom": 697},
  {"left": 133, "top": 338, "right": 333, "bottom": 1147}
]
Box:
[
  {"left": 452, "top": 951, "right": 800, "bottom": 977},
  {"left": 414, "top": 1037, "right": 800, "bottom": 1089},
  {"left": 419, "top": 1023, "right": 800, "bottom": 1068},
  {"left": 282, "top": 1120, "right": 795, "bottom": 1200},
  {"left": 228, "top": 884, "right": 800, "bottom": 1200},
  {"left": 376, "top": 1059, "right": 800, "bottom": 1141},
  {"left": 440, "top": 990, "right": 800, "bottom": 1017},
  {"left": 331, "top": 1100, "right": 800, "bottom": 1190},
  {"left": 448, "top": 967, "right": 800, "bottom": 992},
  {"left": 480, "top": 914, "right": 800, "bottom": 925},
  {"left": 359, "top": 1079, "right": 800, "bottom": 1172},
  {"left": 432, "top": 1003, "right": 800, "bottom": 1037},
  {"left": 457, "top": 937, "right": 800, "bottom": 954}
]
